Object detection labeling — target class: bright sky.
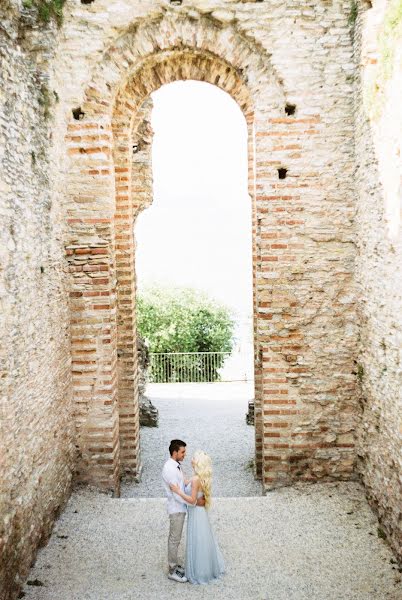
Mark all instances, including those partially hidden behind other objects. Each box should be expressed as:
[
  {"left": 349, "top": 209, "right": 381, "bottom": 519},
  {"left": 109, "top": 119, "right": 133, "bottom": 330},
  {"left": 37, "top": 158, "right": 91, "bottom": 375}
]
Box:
[{"left": 135, "top": 80, "right": 253, "bottom": 318}]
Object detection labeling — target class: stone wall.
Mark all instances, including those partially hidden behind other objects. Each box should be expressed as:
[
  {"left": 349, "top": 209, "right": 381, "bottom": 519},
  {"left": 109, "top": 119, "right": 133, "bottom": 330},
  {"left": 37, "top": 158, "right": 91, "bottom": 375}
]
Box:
[
  {"left": 0, "top": 2, "right": 75, "bottom": 598},
  {"left": 354, "top": 0, "right": 402, "bottom": 561},
  {"left": 1, "top": 0, "right": 401, "bottom": 597}
]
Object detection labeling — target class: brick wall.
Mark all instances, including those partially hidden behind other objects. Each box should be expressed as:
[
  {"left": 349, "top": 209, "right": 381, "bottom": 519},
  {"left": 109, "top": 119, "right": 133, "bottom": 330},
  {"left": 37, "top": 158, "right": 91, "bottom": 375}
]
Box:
[{"left": 62, "top": 3, "right": 357, "bottom": 491}]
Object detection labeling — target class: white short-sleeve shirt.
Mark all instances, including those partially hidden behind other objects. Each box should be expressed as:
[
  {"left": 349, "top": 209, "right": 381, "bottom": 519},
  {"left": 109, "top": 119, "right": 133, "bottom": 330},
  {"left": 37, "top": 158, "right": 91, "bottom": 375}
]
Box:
[{"left": 162, "top": 457, "right": 187, "bottom": 515}]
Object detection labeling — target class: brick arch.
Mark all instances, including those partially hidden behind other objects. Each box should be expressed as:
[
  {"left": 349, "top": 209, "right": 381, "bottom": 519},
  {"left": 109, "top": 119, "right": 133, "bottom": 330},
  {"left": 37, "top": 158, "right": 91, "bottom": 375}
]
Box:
[
  {"left": 113, "top": 50, "right": 255, "bottom": 133},
  {"left": 81, "top": 11, "right": 285, "bottom": 118},
  {"left": 111, "top": 50, "right": 266, "bottom": 486}
]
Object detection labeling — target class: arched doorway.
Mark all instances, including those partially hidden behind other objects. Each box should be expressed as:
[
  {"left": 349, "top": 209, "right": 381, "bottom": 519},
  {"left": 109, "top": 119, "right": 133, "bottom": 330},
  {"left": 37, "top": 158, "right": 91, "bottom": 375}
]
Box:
[
  {"left": 65, "top": 22, "right": 275, "bottom": 492},
  {"left": 111, "top": 51, "right": 262, "bottom": 493},
  {"left": 128, "top": 79, "right": 257, "bottom": 496}
]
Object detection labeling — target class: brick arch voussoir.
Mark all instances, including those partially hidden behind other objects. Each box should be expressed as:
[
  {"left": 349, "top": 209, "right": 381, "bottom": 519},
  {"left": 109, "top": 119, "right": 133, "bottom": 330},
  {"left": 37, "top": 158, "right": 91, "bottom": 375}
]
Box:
[
  {"left": 113, "top": 50, "right": 255, "bottom": 136},
  {"left": 82, "top": 11, "right": 285, "bottom": 120}
]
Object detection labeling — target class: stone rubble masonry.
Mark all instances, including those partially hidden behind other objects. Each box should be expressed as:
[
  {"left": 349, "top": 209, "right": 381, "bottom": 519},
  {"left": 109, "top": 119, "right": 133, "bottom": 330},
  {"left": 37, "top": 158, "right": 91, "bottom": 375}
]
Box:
[
  {"left": 354, "top": 0, "right": 402, "bottom": 563},
  {"left": 0, "top": 1, "right": 75, "bottom": 599},
  {"left": 137, "top": 336, "right": 159, "bottom": 428},
  {"left": 0, "top": 0, "right": 401, "bottom": 598}
]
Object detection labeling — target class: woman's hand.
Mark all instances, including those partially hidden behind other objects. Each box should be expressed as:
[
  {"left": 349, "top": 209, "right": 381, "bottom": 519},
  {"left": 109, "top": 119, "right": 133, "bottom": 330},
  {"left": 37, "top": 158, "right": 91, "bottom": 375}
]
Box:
[{"left": 170, "top": 483, "right": 181, "bottom": 495}]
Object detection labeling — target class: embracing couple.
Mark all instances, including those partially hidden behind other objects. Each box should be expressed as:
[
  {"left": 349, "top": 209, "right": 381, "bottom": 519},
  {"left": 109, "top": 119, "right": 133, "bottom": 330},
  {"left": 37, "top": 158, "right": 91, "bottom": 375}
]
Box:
[{"left": 161, "top": 439, "right": 225, "bottom": 585}]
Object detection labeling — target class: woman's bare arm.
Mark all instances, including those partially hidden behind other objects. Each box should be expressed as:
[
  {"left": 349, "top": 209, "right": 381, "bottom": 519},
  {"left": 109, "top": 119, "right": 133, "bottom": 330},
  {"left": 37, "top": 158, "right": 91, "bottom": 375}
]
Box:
[{"left": 170, "top": 477, "right": 200, "bottom": 505}]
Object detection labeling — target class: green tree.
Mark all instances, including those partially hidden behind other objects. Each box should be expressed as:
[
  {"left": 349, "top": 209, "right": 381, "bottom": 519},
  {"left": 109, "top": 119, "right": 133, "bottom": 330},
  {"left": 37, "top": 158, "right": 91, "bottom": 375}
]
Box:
[{"left": 137, "top": 286, "right": 235, "bottom": 382}]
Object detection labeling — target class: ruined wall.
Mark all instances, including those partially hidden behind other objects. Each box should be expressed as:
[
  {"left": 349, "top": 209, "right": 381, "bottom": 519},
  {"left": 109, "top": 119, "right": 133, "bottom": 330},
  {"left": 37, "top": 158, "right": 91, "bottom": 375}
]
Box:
[
  {"left": 5, "top": 0, "right": 402, "bottom": 597},
  {"left": 59, "top": 0, "right": 358, "bottom": 491},
  {"left": 354, "top": 0, "right": 402, "bottom": 560},
  {"left": 58, "top": 2, "right": 358, "bottom": 488},
  {"left": 0, "top": 2, "right": 75, "bottom": 598}
]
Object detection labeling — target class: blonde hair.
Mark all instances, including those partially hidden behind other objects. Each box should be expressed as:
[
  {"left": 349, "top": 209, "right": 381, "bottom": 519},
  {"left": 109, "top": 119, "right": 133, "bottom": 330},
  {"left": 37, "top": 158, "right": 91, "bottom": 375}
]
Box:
[{"left": 192, "top": 451, "right": 212, "bottom": 509}]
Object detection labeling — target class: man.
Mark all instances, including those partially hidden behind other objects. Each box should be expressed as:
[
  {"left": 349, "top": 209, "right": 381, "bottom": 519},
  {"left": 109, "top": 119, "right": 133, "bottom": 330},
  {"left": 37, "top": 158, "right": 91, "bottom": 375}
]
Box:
[{"left": 162, "top": 439, "right": 204, "bottom": 583}]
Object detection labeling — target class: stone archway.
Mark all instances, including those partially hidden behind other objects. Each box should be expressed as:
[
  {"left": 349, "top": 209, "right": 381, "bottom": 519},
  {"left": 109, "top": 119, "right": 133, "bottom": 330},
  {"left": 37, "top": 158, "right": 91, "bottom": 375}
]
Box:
[
  {"left": 112, "top": 51, "right": 261, "bottom": 486},
  {"left": 65, "top": 12, "right": 357, "bottom": 495}
]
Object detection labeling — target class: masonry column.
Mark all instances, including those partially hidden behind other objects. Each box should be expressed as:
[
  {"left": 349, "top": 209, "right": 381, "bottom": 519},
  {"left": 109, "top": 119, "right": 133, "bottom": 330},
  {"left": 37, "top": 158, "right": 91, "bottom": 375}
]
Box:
[
  {"left": 254, "top": 109, "right": 307, "bottom": 490},
  {"left": 113, "top": 99, "right": 153, "bottom": 478},
  {"left": 246, "top": 115, "right": 263, "bottom": 480},
  {"left": 66, "top": 118, "right": 120, "bottom": 494}
]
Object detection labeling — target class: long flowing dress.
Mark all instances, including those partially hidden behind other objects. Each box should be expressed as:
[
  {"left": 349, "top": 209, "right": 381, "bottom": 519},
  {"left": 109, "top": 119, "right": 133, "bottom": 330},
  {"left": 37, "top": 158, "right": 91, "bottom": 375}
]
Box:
[{"left": 184, "top": 481, "right": 225, "bottom": 584}]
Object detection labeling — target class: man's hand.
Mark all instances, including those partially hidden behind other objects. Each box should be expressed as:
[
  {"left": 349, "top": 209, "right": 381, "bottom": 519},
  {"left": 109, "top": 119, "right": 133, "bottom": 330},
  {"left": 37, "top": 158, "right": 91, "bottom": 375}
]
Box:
[
  {"left": 196, "top": 497, "right": 205, "bottom": 507},
  {"left": 170, "top": 483, "right": 180, "bottom": 494}
]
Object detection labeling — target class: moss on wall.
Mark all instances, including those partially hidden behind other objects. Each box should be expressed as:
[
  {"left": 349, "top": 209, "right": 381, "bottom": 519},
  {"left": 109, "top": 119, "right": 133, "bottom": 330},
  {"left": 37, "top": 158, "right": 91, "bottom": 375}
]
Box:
[
  {"left": 348, "top": 1, "right": 358, "bottom": 26},
  {"left": 364, "top": 0, "right": 402, "bottom": 119},
  {"left": 22, "top": 0, "right": 66, "bottom": 26},
  {"left": 378, "top": 0, "right": 402, "bottom": 79}
]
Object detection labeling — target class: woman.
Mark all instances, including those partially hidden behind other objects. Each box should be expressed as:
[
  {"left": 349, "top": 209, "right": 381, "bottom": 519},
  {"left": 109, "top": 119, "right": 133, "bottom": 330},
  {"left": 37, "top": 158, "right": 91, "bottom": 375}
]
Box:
[{"left": 170, "top": 450, "right": 225, "bottom": 585}]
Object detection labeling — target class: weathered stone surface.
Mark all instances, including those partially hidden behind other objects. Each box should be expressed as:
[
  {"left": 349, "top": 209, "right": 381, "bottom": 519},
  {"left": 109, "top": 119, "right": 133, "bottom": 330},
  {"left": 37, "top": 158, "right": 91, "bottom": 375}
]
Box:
[
  {"left": 139, "top": 395, "right": 159, "bottom": 427},
  {"left": 137, "top": 336, "right": 158, "bottom": 427},
  {"left": 246, "top": 400, "right": 255, "bottom": 426},
  {"left": 0, "top": 4, "right": 75, "bottom": 599},
  {"left": 353, "top": 0, "right": 402, "bottom": 564},
  {"left": 0, "top": 0, "right": 401, "bottom": 598}
]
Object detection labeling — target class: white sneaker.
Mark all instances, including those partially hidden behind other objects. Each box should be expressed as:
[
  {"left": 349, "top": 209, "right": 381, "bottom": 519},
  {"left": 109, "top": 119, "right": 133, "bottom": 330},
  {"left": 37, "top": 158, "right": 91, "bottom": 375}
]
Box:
[
  {"left": 176, "top": 565, "right": 185, "bottom": 576},
  {"left": 168, "top": 569, "right": 188, "bottom": 583}
]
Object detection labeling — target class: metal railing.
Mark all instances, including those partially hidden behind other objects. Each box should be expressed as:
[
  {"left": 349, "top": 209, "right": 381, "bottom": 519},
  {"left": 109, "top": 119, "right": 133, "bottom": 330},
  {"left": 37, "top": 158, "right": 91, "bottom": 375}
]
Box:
[{"left": 149, "top": 352, "right": 231, "bottom": 383}]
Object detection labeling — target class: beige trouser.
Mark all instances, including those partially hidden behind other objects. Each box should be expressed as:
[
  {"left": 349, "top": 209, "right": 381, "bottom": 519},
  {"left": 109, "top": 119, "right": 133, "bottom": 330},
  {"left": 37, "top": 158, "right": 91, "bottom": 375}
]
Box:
[{"left": 168, "top": 512, "right": 186, "bottom": 572}]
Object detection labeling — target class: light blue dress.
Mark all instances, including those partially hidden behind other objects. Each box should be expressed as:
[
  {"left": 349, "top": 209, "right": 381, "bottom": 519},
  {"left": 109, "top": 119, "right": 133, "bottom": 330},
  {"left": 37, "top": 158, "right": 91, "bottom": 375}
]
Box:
[{"left": 184, "top": 481, "right": 225, "bottom": 584}]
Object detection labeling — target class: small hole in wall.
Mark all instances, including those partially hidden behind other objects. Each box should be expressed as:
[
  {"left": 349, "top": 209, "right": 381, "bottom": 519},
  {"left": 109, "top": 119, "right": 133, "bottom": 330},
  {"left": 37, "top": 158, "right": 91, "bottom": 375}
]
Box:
[
  {"left": 72, "top": 107, "right": 85, "bottom": 121},
  {"left": 132, "top": 144, "right": 139, "bottom": 154},
  {"left": 81, "top": 0, "right": 95, "bottom": 4},
  {"left": 285, "top": 103, "right": 296, "bottom": 116},
  {"left": 278, "top": 168, "right": 288, "bottom": 179},
  {"left": 40, "top": 266, "right": 45, "bottom": 274},
  {"left": 170, "top": 0, "right": 182, "bottom": 5}
]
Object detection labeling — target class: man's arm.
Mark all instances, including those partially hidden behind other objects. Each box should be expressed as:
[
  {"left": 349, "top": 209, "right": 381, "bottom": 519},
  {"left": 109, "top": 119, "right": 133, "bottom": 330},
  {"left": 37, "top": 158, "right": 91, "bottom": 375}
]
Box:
[{"left": 162, "top": 464, "right": 186, "bottom": 505}]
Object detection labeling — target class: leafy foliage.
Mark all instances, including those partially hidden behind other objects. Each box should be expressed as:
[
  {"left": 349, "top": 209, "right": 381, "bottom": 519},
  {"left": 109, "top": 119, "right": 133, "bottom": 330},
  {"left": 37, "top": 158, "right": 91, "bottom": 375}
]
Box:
[
  {"left": 378, "top": 0, "right": 402, "bottom": 80},
  {"left": 137, "top": 286, "right": 234, "bottom": 353},
  {"left": 137, "top": 286, "right": 235, "bottom": 382}
]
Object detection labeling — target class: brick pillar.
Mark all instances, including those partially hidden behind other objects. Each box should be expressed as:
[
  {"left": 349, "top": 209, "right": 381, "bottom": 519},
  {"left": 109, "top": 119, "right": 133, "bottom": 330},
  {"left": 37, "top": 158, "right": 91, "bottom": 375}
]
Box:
[
  {"left": 66, "top": 120, "right": 120, "bottom": 494},
  {"left": 247, "top": 115, "right": 263, "bottom": 479},
  {"left": 112, "top": 122, "right": 140, "bottom": 478},
  {"left": 254, "top": 111, "right": 312, "bottom": 489},
  {"left": 112, "top": 99, "right": 153, "bottom": 478}
]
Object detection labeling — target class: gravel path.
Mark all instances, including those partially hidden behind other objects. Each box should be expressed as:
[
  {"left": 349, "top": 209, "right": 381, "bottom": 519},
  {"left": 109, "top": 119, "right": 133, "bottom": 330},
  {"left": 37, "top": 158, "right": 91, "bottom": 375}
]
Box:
[
  {"left": 23, "top": 483, "right": 401, "bottom": 600},
  {"left": 121, "top": 383, "right": 262, "bottom": 498},
  {"left": 21, "top": 383, "right": 402, "bottom": 599}
]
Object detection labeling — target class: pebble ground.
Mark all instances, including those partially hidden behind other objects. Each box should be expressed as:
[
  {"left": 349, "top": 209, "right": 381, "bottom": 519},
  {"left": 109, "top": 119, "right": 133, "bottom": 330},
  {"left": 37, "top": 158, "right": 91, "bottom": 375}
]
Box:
[
  {"left": 23, "top": 484, "right": 401, "bottom": 600},
  {"left": 121, "top": 382, "right": 262, "bottom": 498},
  {"left": 22, "top": 384, "right": 401, "bottom": 600}
]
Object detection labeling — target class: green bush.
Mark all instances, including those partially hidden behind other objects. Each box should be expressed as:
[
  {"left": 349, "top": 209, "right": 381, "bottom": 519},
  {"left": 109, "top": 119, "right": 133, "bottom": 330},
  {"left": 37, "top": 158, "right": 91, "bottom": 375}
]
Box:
[{"left": 137, "top": 286, "right": 235, "bottom": 382}]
